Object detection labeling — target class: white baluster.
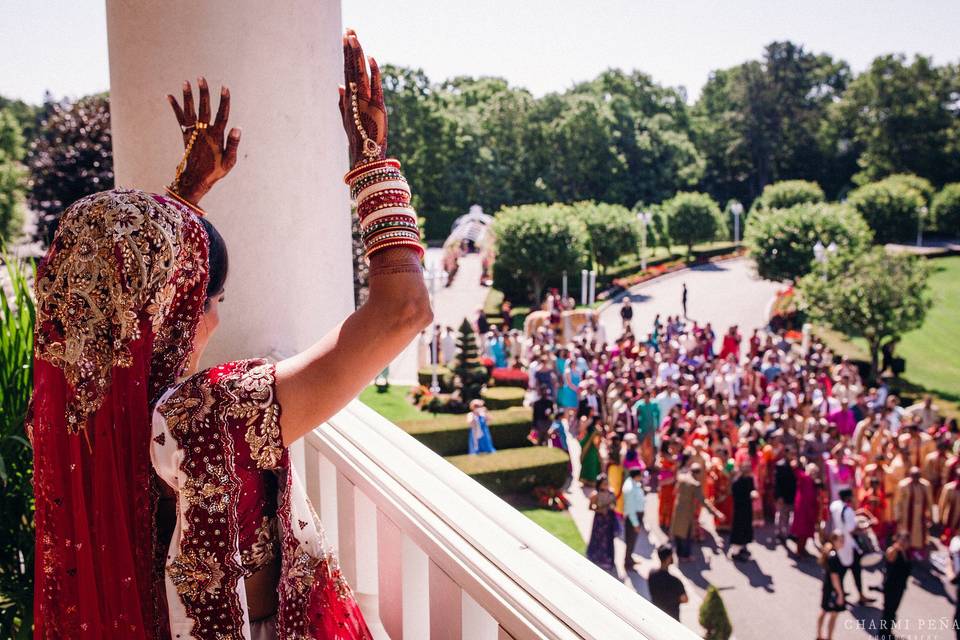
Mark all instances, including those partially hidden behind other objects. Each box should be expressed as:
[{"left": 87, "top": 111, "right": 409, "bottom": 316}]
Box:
[
  {"left": 402, "top": 536, "right": 429, "bottom": 640},
  {"left": 318, "top": 453, "right": 339, "bottom": 550},
  {"left": 461, "top": 592, "right": 498, "bottom": 640},
  {"left": 354, "top": 490, "right": 379, "bottom": 594},
  {"left": 377, "top": 511, "right": 403, "bottom": 639},
  {"left": 336, "top": 472, "right": 358, "bottom": 586},
  {"left": 429, "top": 560, "right": 462, "bottom": 640},
  {"left": 303, "top": 439, "right": 322, "bottom": 509}
]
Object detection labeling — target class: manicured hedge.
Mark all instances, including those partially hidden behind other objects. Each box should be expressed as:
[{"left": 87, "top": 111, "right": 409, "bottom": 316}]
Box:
[
  {"left": 446, "top": 447, "right": 570, "bottom": 494},
  {"left": 417, "top": 366, "right": 454, "bottom": 391},
  {"left": 397, "top": 407, "right": 532, "bottom": 456},
  {"left": 480, "top": 386, "right": 525, "bottom": 410}
]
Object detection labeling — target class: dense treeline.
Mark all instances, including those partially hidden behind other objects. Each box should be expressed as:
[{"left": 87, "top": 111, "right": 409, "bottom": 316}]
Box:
[{"left": 384, "top": 41, "right": 960, "bottom": 239}]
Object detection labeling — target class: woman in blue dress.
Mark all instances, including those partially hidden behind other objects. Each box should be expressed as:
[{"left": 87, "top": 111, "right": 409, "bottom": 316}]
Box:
[
  {"left": 556, "top": 349, "right": 581, "bottom": 428},
  {"left": 468, "top": 399, "right": 496, "bottom": 454}
]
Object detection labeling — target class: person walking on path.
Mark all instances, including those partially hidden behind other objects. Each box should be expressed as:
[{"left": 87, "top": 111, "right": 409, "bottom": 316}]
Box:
[
  {"left": 670, "top": 463, "right": 724, "bottom": 562},
  {"left": 818, "top": 531, "right": 847, "bottom": 640},
  {"left": 620, "top": 295, "right": 634, "bottom": 332},
  {"left": 830, "top": 488, "right": 874, "bottom": 605},
  {"left": 585, "top": 474, "right": 618, "bottom": 570},
  {"left": 647, "top": 545, "right": 688, "bottom": 621},
  {"left": 681, "top": 282, "right": 688, "bottom": 318},
  {"left": 729, "top": 462, "right": 757, "bottom": 560},
  {"left": 880, "top": 532, "right": 912, "bottom": 640},
  {"left": 622, "top": 468, "right": 646, "bottom": 571}
]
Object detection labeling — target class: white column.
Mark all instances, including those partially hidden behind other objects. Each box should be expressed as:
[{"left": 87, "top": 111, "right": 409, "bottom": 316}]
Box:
[{"left": 105, "top": 0, "right": 353, "bottom": 367}]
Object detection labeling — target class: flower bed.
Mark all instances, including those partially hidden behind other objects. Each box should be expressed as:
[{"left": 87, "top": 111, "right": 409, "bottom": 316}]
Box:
[
  {"left": 490, "top": 367, "right": 528, "bottom": 388},
  {"left": 610, "top": 247, "right": 746, "bottom": 291}
]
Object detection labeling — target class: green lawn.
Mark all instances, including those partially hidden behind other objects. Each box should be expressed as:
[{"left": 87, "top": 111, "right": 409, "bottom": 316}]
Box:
[
  {"left": 818, "top": 255, "right": 960, "bottom": 416},
  {"left": 358, "top": 384, "right": 424, "bottom": 422},
  {"left": 518, "top": 506, "right": 586, "bottom": 554}
]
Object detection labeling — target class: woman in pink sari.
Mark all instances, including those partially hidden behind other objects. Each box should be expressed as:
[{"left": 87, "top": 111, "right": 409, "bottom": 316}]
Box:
[
  {"left": 31, "top": 29, "right": 430, "bottom": 639},
  {"left": 790, "top": 463, "right": 820, "bottom": 556}
]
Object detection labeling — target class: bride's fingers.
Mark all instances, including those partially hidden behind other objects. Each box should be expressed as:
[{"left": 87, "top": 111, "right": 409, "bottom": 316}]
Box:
[
  {"left": 338, "top": 85, "right": 346, "bottom": 120},
  {"left": 369, "top": 56, "right": 383, "bottom": 106},
  {"left": 167, "top": 94, "right": 186, "bottom": 127},
  {"left": 222, "top": 128, "right": 241, "bottom": 172},
  {"left": 348, "top": 34, "right": 370, "bottom": 99},
  {"left": 182, "top": 81, "right": 197, "bottom": 126},
  {"left": 213, "top": 86, "right": 230, "bottom": 135},
  {"left": 197, "top": 77, "right": 211, "bottom": 124}
]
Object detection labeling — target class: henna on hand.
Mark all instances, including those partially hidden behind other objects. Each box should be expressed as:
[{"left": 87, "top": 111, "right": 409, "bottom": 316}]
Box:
[
  {"left": 339, "top": 29, "right": 388, "bottom": 169},
  {"left": 167, "top": 77, "right": 242, "bottom": 205}
]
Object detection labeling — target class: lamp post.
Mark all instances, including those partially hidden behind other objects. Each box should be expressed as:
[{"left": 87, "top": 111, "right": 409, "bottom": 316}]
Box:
[
  {"left": 730, "top": 201, "right": 744, "bottom": 246},
  {"left": 588, "top": 270, "right": 597, "bottom": 306},
  {"left": 562, "top": 270, "right": 568, "bottom": 301},
  {"left": 917, "top": 206, "right": 927, "bottom": 248},
  {"left": 424, "top": 265, "right": 447, "bottom": 394},
  {"left": 637, "top": 211, "right": 652, "bottom": 271},
  {"left": 580, "top": 269, "right": 588, "bottom": 306}
]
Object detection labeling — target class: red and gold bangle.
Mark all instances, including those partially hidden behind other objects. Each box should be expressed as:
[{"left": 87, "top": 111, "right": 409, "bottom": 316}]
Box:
[
  {"left": 344, "top": 158, "right": 401, "bottom": 185},
  {"left": 365, "top": 238, "right": 424, "bottom": 260},
  {"left": 164, "top": 186, "right": 207, "bottom": 218},
  {"left": 357, "top": 191, "right": 411, "bottom": 217},
  {"left": 362, "top": 226, "right": 420, "bottom": 247},
  {"left": 350, "top": 169, "right": 406, "bottom": 198},
  {"left": 356, "top": 180, "right": 410, "bottom": 205},
  {"left": 360, "top": 209, "right": 417, "bottom": 230}
]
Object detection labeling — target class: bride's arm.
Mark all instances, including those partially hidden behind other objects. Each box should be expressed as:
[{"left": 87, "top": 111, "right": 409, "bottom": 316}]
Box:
[{"left": 275, "top": 30, "right": 432, "bottom": 446}]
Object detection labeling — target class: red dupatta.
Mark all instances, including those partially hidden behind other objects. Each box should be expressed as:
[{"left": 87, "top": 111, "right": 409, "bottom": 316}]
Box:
[{"left": 30, "top": 189, "right": 208, "bottom": 639}]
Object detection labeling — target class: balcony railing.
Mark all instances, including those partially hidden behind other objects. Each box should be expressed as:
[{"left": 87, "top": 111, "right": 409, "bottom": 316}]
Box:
[{"left": 290, "top": 400, "right": 698, "bottom": 640}]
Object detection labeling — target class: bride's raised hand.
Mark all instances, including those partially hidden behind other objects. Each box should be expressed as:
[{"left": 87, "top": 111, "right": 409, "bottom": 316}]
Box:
[
  {"left": 339, "top": 29, "right": 388, "bottom": 169},
  {"left": 167, "top": 77, "right": 242, "bottom": 205}
]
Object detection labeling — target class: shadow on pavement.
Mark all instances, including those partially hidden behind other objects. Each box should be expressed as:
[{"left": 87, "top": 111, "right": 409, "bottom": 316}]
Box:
[{"left": 731, "top": 556, "right": 776, "bottom": 593}]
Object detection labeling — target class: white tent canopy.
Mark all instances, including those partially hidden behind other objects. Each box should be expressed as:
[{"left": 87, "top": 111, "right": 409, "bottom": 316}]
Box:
[{"left": 445, "top": 204, "right": 494, "bottom": 248}]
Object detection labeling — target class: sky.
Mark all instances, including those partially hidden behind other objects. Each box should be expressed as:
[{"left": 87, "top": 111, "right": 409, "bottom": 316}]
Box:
[{"left": 2, "top": 0, "right": 959, "bottom": 105}]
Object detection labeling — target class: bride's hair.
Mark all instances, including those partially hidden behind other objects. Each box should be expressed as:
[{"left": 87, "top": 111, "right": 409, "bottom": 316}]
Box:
[{"left": 199, "top": 216, "right": 229, "bottom": 303}]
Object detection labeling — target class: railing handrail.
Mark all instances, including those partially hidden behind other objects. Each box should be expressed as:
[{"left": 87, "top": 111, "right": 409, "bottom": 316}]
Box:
[{"left": 310, "top": 400, "right": 698, "bottom": 640}]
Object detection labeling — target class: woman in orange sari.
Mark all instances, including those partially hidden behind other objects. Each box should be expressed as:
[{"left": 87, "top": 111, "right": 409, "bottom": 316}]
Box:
[
  {"left": 708, "top": 456, "right": 734, "bottom": 533},
  {"left": 657, "top": 440, "right": 677, "bottom": 530}
]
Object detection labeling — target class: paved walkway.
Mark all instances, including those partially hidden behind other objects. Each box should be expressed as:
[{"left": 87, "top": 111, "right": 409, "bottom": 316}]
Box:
[
  {"left": 565, "top": 258, "right": 956, "bottom": 639},
  {"left": 597, "top": 257, "right": 783, "bottom": 347},
  {"left": 388, "top": 250, "right": 489, "bottom": 385}
]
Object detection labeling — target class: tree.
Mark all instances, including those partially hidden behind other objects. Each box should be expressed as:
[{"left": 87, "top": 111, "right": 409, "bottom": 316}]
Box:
[
  {"left": 847, "top": 177, "right": 925, "bottom": 244},
  {"left": 492, "top": 204, "right": 589, "bottom": 305},
  {"left": 699, "top": 585, "right": 733, "bottom": 640},
  {"left": 798, "top": 247, "right": 931, "bottom": 378},
  {"left": 662, "top": 192, "right": 724, "bottom": 258},
  {"left": 453, "top": 318, "right": 488, "bottom": 404},
  {"left": 27, "top": 94, "right": 114, "bottom": 243},
  {"left": 832, "top": 55, "right": 959, "bottom": 187},
  {"left": 744, "top": 202, "right": 873, "bottom": 282},
  {"left": 752, "top": 179, "right": 824, "bottom": 212},
  {"left": 571, "top": 201, "right": 639, "bottom": 275},
  {"left": 0, "top": 109, "right": 27, "bottom": 241},
  {"left": 931, "top": 183, "right": 960, "bottom": 237}
]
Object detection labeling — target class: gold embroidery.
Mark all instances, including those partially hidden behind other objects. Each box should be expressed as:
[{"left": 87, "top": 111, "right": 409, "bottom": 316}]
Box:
[
  {"left": 168, "top": 548, "right": 226, "bottom": 602},
  {"left": 286, "top": 546, "right": 321, "bottom": 595},
  {"left": 226, "top": 364, "right": 284, "bottom": 470},
  {"left": 34, "top": 189, "right": 207, "bottom": 431},
  {"left": 241, "top": 516, "right": 278, "bottom": 575},
  {"left": 181, "top": 463, "right": 231, "bottom": 513},
  {"left": 157, "top": 378, "right": 215, "bottom": 438}
]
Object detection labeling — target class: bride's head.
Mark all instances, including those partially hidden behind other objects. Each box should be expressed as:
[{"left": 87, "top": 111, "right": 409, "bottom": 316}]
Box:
[{"left": 189, "top": 217, "right": 229, "bottom": 370}]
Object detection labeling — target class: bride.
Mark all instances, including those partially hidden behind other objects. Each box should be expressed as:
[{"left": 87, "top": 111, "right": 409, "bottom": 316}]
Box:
[{"left": 30, "top": 30, "right": 429, "bottom": 639}]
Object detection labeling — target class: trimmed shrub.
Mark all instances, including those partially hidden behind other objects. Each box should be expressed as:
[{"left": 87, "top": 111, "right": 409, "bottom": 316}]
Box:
[
  {"left": 398, "top": 407, "right": 532, "bottom": 456},
  {"left": 417, "top": 366, "right": 453, "bottom": 391},
  {"left": 884, "top": 173, "right": 935, "bottom": 207},
  {"left": 446, "top": 447, "right": 570, "bottom": 494},
  {"left": 753, "top": 180, "right": 824, "bottom": 211},
  {"left": 847, "top": 177, "right": 925, "bottom": 244},
  {"left": 931, "top": 183, "right": 960, "bottom": 237},
  {"left": 570, "top": 201, "right": 640, "bottom": 275},
  {"left": 662, "top": 191, "right": 725, "bottom": 257},
  {"left": 481, "top": 385, "right": 525, "bottom": 410},
  {"left": 491, "top": 367, "right": 528, "bottom": 388},
  {"left": 699, "top": 585, "right": 733, "bottom": 640},
  {"left": 744, "top": 202, "right": 873, "bottom": 282}
]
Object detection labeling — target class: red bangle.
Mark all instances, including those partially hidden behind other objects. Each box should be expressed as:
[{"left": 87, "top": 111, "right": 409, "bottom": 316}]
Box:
[{"left": 344, "top": 158, "right": 401, "bottom": 185}]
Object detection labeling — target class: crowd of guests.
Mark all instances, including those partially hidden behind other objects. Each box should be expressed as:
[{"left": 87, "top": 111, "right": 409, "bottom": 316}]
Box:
[{"left": 469, "top": 291, "right": 959, "bottom": 638}]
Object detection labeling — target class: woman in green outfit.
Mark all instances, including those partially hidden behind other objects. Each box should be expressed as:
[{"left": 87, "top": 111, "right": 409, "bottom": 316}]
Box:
[{"left": 580, "top": 417, "right": 603, "bottom": 487}]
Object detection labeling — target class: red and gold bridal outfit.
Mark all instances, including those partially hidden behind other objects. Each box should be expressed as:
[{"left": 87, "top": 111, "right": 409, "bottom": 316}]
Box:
[
  {"left": 152, "top": 358, "right": 372, "bottom": 639},
  {"left": 30, "top": 189, "right": 371, "bottom": 639}
]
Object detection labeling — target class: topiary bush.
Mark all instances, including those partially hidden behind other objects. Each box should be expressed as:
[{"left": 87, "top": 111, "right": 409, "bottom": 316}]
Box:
[
  {"left": 662, "top": 191, "right": 725, "bottom": 258},
  {"left": 398, "top": 407, "right": 532, "bottom": 456},
  {"left": 446, "top": 447, "right": 570, "bottom": 494},
  {"left": 847, "top": 177, "right": 925, "bottom": 244},
  {"left": 569, "top": 201, "right": 639, "bottom": 275},
  {"left": 753, "top": 179, "right": 824, "bottom": 211},
  {"left": 699, "top": 585, "right": 733, "bottom": 640},
  {"left": 480, "top": 386, "right": 526, "bottom": 410},
  {"left": 744, "top": 202, "right": 873, "bottom": 282},
  {"left": 884, "top": 173, "right": 935, "bottom": 207},
  {"left": 931, "top": 183, "right": 960, "bottom": 237},
  {"left": 417, "top": 366, "right": 454, "bottom": 392},
  {"left": 453, "top": 318, "right": 489, "bottom": 403}
]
